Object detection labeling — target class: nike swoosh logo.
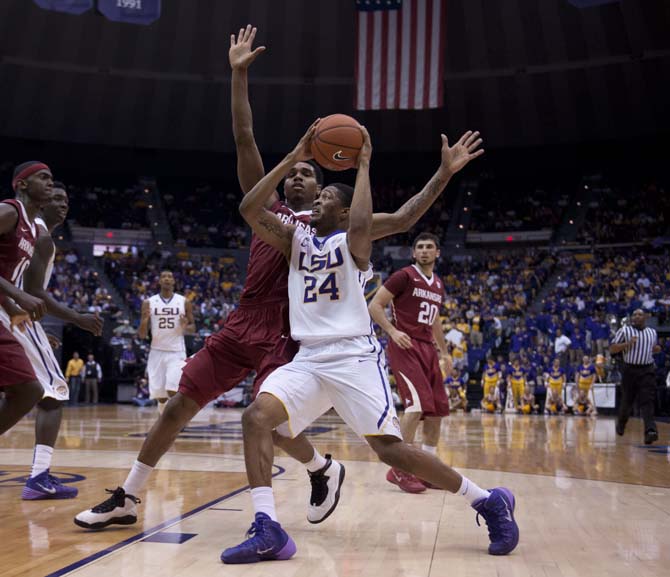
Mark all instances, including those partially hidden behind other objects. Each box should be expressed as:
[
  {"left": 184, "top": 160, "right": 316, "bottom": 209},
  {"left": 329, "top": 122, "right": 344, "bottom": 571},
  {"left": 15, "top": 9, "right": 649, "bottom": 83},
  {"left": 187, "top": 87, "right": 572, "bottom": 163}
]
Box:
[
  {"left": 256, "top": 546, "right": 274, "bottom": 555},
  {"left": 36, "top": 482, "right": 56, "bottom": 494},
  {"left": 332, "top": 151, "right": 351, "bottom": 161}
]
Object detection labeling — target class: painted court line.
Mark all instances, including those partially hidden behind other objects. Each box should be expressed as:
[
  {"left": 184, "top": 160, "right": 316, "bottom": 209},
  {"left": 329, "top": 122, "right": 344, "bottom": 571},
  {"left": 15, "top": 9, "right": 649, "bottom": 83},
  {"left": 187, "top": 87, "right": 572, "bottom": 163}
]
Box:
[{"left": 46, "top": 464, "right": 285, "bottom": 577}]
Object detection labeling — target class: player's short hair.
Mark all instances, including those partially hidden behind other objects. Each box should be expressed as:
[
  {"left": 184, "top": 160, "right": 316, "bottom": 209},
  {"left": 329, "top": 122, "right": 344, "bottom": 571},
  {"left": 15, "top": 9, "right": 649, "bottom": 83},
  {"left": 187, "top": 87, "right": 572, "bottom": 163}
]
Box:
[
  {"left": 306, "top": 160, "right": 324, "bottom": 186},
  {"left": 53, "top": 181, "right": 67, "bottom": 192},
  {"left": 330, "top": 183, "right": 354, "bottom": 208},
  {"left": 412, "top": 232, "right": 440, "bottom": 249},
  {"left": 159, "top": 269, "right": 174, "bottom": 276}
]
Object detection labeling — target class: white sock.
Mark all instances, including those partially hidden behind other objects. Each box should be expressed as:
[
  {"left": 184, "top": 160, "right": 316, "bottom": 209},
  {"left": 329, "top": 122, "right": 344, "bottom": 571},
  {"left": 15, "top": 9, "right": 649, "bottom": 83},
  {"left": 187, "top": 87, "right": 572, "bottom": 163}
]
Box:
[
  {"left": 421, "top": 444, "right": 437, "bottom": 455},
  {"left": 304, "top": 449, "right": 328, "bottom": 473},
  {"left": 458, "top": 476, "right": 491, "bottom": 505},
  {"left": 122, "top": 460, "right": 154, "bottom": 496},
  {"left": 251, "top": 486, "right": 277, "bottom": 521},
  {"left": 30, "top": 444, "right": 54, "bottom": 478}
]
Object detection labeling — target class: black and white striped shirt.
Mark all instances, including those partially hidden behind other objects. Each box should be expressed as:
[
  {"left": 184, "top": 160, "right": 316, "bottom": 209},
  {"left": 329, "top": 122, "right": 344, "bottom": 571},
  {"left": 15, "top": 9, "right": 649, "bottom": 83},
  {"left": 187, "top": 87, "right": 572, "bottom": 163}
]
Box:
[{"left": 612, "top": 325, "right": 657, "bottom": 365}]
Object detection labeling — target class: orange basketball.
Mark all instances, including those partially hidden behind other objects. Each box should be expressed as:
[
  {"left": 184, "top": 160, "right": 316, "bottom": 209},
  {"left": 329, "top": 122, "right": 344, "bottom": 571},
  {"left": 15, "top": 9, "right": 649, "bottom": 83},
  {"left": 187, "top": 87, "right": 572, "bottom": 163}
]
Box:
[{"left": 311, "top": 114, "right": 363, "bottom": 172}]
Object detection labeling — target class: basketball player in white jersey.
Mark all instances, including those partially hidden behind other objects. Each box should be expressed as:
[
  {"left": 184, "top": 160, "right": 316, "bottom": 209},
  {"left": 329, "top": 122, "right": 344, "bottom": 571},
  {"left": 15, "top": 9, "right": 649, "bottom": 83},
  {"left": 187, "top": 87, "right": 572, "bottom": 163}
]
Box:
[
  {"left": 222, "top": 121, "right": 519, "bottom": 564},
  {"left": 138, "top": 270, "right": 195, "bottom": 413},
  {"left": 16, "top": 183, "right": 103, "bottom": 499}
]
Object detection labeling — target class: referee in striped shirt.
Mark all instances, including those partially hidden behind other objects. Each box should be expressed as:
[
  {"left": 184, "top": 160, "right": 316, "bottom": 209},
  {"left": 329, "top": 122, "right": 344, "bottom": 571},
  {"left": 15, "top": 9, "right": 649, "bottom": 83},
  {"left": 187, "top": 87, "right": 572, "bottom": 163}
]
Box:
[{"left": 610, "top": 309, "right": 661, "bottom": 445}]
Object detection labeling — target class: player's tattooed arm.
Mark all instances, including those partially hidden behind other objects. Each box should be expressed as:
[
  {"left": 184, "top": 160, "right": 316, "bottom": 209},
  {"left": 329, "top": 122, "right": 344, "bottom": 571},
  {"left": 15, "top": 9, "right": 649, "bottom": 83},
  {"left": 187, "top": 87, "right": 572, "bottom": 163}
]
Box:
[
  {"left": 253, "top": 210, "right": 295, "bottom": 257},
  {"left": 240, "top": 120, "right": 319, "bottom": 256},
  {"left": 138, "top": 299, "right": 151, "bottom": 340},
  {"left": 370, "top": 131, "right": 484, "bottom": 240}
]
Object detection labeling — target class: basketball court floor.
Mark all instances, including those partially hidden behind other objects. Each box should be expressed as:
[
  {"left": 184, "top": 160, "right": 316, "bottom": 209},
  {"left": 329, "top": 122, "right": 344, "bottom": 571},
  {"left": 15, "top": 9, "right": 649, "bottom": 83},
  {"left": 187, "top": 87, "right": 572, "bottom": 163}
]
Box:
[{"left": 1, "top": 405, "right": 668, "bottom": 577}]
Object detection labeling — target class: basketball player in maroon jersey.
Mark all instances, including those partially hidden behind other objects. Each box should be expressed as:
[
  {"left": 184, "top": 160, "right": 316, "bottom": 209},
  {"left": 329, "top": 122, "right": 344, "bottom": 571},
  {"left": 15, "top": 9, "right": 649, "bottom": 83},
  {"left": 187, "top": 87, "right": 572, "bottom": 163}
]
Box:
[
  {"left": 0, "top": 161, "right": 52, "bottom": 435},
  {"left": 369, "top": 232, "right": 451, "bottom": 493},
  {"left": 74, "top": 26, "right": 483, "bottom": 530}
]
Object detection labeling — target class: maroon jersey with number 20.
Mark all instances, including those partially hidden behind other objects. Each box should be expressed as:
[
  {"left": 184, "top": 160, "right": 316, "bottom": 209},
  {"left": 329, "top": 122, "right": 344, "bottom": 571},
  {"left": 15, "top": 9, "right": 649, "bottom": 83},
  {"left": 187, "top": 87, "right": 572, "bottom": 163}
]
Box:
[{"left": 383, "top": 264, "right": 449, "bottom": 417}]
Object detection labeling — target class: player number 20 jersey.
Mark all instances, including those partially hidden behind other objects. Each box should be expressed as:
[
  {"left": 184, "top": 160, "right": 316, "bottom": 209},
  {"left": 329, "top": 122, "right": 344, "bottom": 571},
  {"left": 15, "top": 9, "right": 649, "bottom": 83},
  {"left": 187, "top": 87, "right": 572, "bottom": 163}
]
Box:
[
  {"left": 148, "top": 293, "right": 186, "bottom": 352},
  {"left": 288, "top": 227, "right": 373, "bottom": 344}
]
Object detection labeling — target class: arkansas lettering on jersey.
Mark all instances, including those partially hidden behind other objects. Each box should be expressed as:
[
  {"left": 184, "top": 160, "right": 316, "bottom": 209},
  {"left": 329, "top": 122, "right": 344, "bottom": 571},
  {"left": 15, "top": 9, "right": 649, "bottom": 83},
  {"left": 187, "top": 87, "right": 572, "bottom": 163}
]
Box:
[
  {"left": 239, "top": 201, "right": 313, "bottom": 305},
  {"left": 384, "top": 264, "right": 444, "bottom": 343},
  {"left": 148, "top": 293, "right": 186, "bottom": 352},
  {"left": 0, "top": 199, "right": 38, "bottom": 288}
]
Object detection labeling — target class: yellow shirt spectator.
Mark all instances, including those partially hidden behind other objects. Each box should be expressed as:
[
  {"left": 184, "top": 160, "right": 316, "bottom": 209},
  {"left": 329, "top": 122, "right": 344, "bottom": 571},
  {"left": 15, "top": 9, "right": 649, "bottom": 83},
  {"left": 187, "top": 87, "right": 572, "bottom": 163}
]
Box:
[{"left": 65, "top": 357, "right": 84, "bottom": 379}]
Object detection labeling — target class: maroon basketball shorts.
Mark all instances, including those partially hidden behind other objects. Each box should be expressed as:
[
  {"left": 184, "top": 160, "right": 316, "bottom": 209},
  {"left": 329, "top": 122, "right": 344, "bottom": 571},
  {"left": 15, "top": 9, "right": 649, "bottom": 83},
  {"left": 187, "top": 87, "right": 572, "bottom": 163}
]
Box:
[
  {"left": 0, "top": 323, "right": 37, "bottom": 387},
  {"left": 387, "top": 339, "right": 450, "bottom": 417},
  {"left": 178, "top": 302, "right": 298, "bottom": 408}
]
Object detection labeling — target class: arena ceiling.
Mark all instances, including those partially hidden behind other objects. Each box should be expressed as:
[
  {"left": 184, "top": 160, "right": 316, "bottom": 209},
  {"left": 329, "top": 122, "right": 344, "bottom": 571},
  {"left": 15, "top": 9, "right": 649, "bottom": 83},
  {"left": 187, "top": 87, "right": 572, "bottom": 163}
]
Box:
[{"left": 0, "top": 0, "right": 668, "bottom": 153}]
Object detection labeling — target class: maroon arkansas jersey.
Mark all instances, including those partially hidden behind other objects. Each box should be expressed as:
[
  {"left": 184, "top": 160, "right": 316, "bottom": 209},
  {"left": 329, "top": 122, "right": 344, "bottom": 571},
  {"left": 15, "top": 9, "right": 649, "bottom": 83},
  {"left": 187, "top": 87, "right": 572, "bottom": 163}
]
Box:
[
  {"left": 384, "top": 264, "right": 444, "bottom": 343},
  {"left": 239, "top": 201, "right": 313, "bottom": 305},
  {"left": 0, "top": 199, "right": 38, "bottom": 289}
]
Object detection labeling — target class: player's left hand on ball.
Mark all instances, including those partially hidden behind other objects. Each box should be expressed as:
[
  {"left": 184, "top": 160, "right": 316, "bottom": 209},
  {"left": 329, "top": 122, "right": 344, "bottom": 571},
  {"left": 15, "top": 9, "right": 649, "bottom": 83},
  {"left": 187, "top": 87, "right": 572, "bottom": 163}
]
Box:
[
  {"left": 358, "top": 125, "right": 372, "bottom": 166},
  {"left": 292, "top": 118, "right": 320, "bottom": 162},
  {"left": 47, "top": 333, "right": 62, "bottom": 350}
]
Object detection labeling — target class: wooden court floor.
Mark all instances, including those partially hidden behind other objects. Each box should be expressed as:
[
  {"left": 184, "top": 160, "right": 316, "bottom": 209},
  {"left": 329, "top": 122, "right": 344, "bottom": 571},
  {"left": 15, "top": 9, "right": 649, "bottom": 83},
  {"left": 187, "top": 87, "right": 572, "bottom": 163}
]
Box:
[{"left": 1, "top": 405, "right": 668, "bottom": 577}]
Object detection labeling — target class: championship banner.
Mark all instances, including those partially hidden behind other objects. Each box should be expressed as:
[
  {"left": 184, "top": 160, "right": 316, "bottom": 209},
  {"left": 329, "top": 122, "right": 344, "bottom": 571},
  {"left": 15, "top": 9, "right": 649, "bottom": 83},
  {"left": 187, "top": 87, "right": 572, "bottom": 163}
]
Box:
[
  {"left": 33, "top": 0, "right": 93, "bottom": 15},
  {"left": 97, "top": 0, "right": 161, "bottom": 25}
]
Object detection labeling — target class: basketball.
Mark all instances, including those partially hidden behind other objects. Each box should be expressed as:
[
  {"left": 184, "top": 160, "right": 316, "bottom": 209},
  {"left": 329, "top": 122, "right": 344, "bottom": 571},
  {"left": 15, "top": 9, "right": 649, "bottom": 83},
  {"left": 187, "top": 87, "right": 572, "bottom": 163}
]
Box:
[
  {"left": 522, "top": 404, "right": 531, "bottom": 415},
  {"left": 311, "top": 114, "right": 363, "bottom": 172}
]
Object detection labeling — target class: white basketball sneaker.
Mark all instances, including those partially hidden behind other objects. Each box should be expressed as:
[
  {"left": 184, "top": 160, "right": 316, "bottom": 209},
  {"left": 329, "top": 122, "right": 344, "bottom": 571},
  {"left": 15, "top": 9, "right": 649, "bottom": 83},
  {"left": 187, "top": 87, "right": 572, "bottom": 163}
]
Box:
[
  {"left": 74, "top": 487, "right": 140, "bottom": 530},
  {"left": 307, "top": 454, "right": 345, "bottom": 524}
]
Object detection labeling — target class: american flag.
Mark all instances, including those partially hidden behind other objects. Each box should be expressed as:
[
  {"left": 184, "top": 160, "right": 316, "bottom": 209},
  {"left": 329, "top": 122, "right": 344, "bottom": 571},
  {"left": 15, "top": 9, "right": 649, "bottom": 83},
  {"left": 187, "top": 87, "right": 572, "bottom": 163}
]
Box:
[{"left": 355, "top": 0, "right": 445, "bottom": 110}]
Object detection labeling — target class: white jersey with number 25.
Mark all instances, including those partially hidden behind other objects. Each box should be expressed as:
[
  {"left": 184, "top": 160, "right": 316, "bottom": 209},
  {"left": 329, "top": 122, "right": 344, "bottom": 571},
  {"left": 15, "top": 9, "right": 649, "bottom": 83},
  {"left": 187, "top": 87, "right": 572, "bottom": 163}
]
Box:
[{"left": 148, "top": 293, "right": 186, "bottom": 352}]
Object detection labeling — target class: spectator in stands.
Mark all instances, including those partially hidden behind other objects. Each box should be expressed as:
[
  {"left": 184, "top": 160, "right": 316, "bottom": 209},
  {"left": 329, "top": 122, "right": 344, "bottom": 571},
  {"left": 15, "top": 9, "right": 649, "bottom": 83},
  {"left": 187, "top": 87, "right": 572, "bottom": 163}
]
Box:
[
  {"left": 132, "top": 377, "right": 155, "bottom": 408},
  {"left": 65, "top": 351, "right": 84, "bottom": 406},
  {"left": 553, "top": 328, "right": 572, "bottom": 367},
  {"left": 83, "top": 354, "right": 102, "bottom": 404},
  {"left": 119, "top": 344, "right": 139, "bottom": 377}
]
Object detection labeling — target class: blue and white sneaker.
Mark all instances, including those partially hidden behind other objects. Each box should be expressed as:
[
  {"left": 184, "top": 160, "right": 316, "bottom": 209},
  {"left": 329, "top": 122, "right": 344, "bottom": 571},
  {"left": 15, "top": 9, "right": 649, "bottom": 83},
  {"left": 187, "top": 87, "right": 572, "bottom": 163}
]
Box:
[
  {"left": 22, "top": 469, "right": 79, "bottom": 500},
  {"left": 221, "top": 512, "right": 297, "bottom": 564},
  {"left": 472, "top": 487, "right": 519, "bottom": 555}
]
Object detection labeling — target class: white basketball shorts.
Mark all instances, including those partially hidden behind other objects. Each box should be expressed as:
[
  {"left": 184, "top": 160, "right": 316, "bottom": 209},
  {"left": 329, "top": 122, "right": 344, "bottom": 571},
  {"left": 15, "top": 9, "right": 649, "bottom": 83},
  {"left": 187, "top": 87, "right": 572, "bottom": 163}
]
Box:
[
  {"left": 259, "top": 335, "right": 402, "bottom": 440},
  {"left": 147, "top": 349, "right": 186, "bottom": 399},
  {"left": 0, "top": 310, "right": 68, "bottom": 401}
]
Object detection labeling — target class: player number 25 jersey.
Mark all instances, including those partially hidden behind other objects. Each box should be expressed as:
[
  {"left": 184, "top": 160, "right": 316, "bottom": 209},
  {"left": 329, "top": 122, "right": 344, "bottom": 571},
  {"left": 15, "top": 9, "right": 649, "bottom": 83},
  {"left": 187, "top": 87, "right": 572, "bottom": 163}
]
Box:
[
  {"left": 148, "top": 293, "right": 186, "bottom": 352},
  {"left": 288, "top": 227, "right": 373, "bottom": 344}
]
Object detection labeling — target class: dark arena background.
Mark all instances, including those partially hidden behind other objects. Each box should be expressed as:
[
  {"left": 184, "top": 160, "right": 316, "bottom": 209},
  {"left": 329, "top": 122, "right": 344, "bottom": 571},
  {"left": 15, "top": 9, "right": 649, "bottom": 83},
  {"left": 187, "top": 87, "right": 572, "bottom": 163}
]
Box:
[{"left": 0, "top": 1, "right": 669, "bottom": 576}]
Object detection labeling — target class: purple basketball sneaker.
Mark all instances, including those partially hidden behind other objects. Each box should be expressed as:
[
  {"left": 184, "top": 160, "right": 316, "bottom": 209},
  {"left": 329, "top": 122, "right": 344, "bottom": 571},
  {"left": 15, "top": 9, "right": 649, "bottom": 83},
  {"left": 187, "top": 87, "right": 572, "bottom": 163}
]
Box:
[
  {"left": 472, "top": 487, "right": 519, "bottom": 555},
  {"left": 221, "top": 512, "right": 296, "bottom": 564},
  {"left": 22, "top": 470, "right": 78, "bottom": 500}
]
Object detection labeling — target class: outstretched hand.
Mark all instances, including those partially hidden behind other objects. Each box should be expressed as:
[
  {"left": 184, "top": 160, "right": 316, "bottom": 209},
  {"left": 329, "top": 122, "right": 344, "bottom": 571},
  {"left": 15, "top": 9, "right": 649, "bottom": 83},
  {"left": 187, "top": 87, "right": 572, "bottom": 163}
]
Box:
[
  {"left": 229, "top": 24, "right": 266, "bottom": 70},
  {"left": 439, "top": 130, "right": 484, "bottom": 176}
]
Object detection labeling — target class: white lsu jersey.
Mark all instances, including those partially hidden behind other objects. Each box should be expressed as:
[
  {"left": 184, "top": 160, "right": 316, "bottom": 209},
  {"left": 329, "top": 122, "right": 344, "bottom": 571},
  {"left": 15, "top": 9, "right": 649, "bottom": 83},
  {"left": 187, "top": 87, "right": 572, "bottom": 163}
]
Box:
[
  {"left": 288, "top": 227, "right": 373, "bottom": 344},
  {"left": 148, "top": 293, "right": 186, "bottom": 352},
  {"left": 34, "top": 218, "right": 54, "bottom": 289}
]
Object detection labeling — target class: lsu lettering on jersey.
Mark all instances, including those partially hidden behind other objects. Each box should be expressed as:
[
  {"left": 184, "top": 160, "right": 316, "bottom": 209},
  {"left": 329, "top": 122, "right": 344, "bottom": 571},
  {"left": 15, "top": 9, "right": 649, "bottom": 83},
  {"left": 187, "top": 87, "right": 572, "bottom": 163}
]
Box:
[
  {"left": 288, "top": 227, "right": 372, "bottom": 344},
  {"left": 148, "top": 293, "right": 186, "bottom": 352}
]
